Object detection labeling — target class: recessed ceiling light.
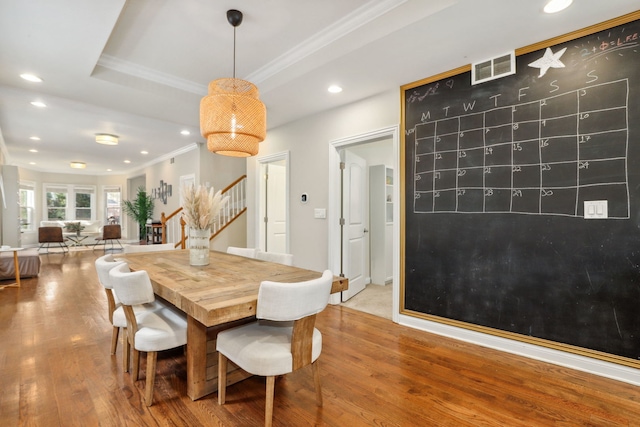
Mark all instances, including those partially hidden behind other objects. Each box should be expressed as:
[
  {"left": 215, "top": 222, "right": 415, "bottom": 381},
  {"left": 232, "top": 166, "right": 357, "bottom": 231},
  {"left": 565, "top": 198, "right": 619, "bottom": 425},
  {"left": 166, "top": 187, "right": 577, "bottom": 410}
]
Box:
[
  {"left": 328, "top": 85, "right": 343, "bottom": 93},
  {"left": 106, "top": 168, "right": 112, "bottom": 172},
  {"left": 70, "top": 161, "right": 86, "bottom": 169},
  {"left": 544, "top": 0, "right": 572, "bottom": 13},
  {"left": 29, "top": 136, "right": 40, "bottom": 141},
  {"left": 141, "top": 150, "right": 149, "bottom": 155},
  {"left": 20, "top": 73, "right": 43, "bottom": 83},
  {"left": 95, "top": 133, "right": 119, "bottom": 145},
  {"left": 30, "top": 101, "right": 46, "bottom": 108},
  {"left": 29, "top": 149, "right": 38, "bottom": 153},
  {"left": 29, "top": 162, "right": 36, "bottom": 165},
  {"left": 180, "top": 130, "right": 190, "bottom": 136},
  {"left": 124, "top": 160, "right": 131, "bottom": 164}
]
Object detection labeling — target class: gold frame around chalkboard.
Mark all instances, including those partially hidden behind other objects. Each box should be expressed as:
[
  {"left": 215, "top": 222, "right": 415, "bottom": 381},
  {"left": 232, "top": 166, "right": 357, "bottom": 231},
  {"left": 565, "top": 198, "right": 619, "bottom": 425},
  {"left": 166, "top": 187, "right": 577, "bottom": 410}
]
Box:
[{"left": 399, "top": 10, "right": 640, "bottom": 369}]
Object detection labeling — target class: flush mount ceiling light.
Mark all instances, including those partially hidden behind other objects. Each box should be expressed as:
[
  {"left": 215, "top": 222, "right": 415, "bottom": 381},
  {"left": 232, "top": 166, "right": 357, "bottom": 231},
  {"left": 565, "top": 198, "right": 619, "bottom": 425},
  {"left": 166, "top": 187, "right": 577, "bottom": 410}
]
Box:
[
  {"left": 20, "top": 73, "right": 43, "bottom": 83},
  {"left": 200, "top": 9, "right": 266, "bottom": 157},
  {"left": 70, "top": 161, "right": 86, "bottom": 169},
  {"left": 544, "top": 0, "right": 573, "bottom": 13},
  {"left": 95, "top": 133, "right": 119, "bottom": 145},
  {"left": 328, "top": 85, "right": 343, "bottom": 93},
  {"left": 30, "top": 101, "right": 46, "bottom": 108}
]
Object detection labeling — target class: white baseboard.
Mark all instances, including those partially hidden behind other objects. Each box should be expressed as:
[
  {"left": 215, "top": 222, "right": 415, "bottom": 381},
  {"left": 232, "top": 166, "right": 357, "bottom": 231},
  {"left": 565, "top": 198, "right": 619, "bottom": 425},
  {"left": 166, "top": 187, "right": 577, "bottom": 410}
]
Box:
[{"left": 399, "top": 314, "right": 640, "bottom": 386}]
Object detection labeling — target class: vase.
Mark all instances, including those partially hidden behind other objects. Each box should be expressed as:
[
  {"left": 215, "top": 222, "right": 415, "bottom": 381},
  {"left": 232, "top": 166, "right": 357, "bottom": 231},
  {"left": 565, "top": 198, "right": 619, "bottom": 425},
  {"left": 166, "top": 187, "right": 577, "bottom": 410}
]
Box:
[{"left": 189, "top": 228, "right": 211, "bottom": 266}]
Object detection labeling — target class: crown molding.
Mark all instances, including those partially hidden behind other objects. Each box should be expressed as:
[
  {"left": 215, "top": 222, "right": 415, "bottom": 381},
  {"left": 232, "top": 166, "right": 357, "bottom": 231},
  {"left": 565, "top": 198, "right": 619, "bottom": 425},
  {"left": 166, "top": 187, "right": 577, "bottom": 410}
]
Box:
[
  {"left": 246, "top": 0, "right": 408, "bottom": 84},
  {"left": 96, "top": 54, "right": 207, "bottom": 95}
]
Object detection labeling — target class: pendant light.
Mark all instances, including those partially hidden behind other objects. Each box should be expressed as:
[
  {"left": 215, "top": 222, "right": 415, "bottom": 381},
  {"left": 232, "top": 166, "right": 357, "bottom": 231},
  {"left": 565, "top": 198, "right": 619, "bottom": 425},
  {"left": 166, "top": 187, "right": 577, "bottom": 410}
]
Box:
[{"left": 200, "top": 9, "right": 266, "bottom": 157}]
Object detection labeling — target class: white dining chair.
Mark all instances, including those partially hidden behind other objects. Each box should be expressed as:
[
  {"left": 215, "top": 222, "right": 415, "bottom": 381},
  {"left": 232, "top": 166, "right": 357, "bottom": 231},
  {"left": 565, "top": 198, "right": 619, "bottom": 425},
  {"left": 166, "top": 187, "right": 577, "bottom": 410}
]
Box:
[
  {"left": 95, "top": 254, "right": 168, "bottom": 372},
  {"left": 226, "top": 246, "right": 258, "bottom": 258},
  {"left": 216, "top": 270, "right": 333, "bottom": 427},
  {"left": 255, "top": 250, "right": 293, "bottom": 266},
  {"left": 109, "top": 263, "right": 187, "bottom": 406},
  {"left": 95, "top": 254, "right": 127, "bottom": 356}
]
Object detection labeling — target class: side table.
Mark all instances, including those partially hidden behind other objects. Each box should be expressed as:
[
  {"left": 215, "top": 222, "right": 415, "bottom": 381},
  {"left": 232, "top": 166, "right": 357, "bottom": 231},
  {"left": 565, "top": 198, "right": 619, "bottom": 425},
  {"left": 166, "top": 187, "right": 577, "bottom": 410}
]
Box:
[{"left": 0, "top": 247, "right": 24, "bottom": 289}]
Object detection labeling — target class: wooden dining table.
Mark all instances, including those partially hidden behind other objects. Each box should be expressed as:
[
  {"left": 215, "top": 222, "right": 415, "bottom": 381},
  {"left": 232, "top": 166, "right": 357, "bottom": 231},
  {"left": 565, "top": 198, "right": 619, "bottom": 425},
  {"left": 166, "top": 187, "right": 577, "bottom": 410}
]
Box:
[{"left": 119, "top": 249, "right": 348, "bottom": 400}]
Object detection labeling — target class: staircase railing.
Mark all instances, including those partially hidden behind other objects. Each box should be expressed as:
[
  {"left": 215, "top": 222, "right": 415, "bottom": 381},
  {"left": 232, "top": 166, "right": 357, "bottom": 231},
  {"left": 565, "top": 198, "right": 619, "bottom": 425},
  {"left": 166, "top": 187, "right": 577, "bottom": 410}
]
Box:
[{"left": 160, "top": 175, "right": 247, "bottom": 249}]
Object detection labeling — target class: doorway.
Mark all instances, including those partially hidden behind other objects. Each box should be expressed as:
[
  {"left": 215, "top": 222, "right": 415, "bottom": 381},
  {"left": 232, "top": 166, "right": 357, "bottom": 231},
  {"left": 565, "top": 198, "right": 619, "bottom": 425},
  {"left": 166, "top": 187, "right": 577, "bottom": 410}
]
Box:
[
  {"left": 256, "top": 151, "right": 290, "bottom": 253},
  {"left": 328, "top": 126, "right": 399, "bottom": 322}
]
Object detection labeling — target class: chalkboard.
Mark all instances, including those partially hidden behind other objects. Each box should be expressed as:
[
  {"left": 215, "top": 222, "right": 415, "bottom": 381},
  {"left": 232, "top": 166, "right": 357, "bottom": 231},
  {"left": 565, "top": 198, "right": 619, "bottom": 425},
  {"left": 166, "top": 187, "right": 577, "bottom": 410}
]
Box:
[{"left": 401, "top": 11, "right": 640, "bottom": 364}]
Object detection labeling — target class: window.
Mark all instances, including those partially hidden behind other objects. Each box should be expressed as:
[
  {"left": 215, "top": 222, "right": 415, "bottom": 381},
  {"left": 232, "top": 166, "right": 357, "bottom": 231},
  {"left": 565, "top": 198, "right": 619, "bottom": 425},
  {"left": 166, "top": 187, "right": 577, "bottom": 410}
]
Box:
[
  {"left": 46, "top": 185, "right": 68, "bottom": 220},
  {"left": 44, "top": 184, "right": 96, "bottom": 221},
  {"left": 103, "top": 186, "right": 122, "bottom": 224},
  {"left": 19, "top": 181, "right": 36, "bottom": 231},
  {"left": 75, "top": 188, "right": 93, "bottom": 220}
]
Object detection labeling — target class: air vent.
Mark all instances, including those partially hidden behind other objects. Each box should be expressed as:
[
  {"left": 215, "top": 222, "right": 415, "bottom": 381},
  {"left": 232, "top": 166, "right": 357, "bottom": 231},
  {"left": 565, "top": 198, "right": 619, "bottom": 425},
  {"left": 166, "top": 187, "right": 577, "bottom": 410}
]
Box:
[{"left": 471, "top": 51, "right": 515, "bottom": 85}]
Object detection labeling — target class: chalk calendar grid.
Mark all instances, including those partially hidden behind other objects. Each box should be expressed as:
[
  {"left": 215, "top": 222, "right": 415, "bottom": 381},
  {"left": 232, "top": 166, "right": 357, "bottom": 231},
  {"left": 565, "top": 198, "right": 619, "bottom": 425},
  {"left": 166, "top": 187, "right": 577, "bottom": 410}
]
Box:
[{"left": 412, "top": 79, "right": 630, "bottom": 218}]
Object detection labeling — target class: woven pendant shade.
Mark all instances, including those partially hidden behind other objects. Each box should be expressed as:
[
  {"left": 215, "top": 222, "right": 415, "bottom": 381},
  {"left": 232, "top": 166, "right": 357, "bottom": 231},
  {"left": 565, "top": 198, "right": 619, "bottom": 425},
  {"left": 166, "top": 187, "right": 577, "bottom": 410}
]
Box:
[{"left": 200, "top": 78, "right": 266, "bottom": 157}]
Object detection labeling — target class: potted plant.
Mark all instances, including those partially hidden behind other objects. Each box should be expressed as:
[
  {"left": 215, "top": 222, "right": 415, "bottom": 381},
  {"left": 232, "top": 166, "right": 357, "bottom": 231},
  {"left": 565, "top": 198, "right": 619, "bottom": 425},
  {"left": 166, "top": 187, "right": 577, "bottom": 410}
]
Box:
[
  {"left": 122, "top": 186, "right": 154, "bottom": 243},
  {"left": 64, "top": 221, "right": 85, "bottom": 236}
]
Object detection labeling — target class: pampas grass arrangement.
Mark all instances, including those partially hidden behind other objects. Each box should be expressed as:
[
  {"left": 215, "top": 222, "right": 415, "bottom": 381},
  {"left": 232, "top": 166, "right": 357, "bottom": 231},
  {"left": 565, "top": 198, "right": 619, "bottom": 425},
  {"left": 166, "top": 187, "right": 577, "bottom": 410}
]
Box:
[{"left": 182, "top": 184, "right": 229, "bottom": 230}]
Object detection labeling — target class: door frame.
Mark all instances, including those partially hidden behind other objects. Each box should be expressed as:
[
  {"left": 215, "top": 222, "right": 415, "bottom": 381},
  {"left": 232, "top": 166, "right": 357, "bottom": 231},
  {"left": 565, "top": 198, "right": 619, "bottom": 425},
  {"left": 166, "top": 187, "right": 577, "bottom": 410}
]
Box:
[
  {"left": 255, "top": 151, "right": 290, "bottom": 254},
  {"left": 327, "top": 125, "right": 400, "bottom": 322}
]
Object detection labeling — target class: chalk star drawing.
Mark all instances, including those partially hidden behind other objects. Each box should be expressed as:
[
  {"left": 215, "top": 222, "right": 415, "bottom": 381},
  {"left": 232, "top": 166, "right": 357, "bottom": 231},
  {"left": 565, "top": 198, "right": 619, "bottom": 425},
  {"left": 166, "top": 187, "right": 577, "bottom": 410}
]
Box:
[{"left": 528, "top": 47, "right": 568, "bottom": 77}]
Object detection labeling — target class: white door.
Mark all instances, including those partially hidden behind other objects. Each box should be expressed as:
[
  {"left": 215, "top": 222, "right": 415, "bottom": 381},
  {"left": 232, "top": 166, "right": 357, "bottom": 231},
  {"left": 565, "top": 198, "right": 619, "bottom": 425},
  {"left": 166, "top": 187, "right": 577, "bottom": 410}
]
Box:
[
  {"left": 341, "top": 150, "right": 368, "bottom": 301},
  {"left": 265, "top": 161, "right": 287, "bottom": 253},
  {"left": 259, "top": 159, "right": 287, "bottom": 253}
]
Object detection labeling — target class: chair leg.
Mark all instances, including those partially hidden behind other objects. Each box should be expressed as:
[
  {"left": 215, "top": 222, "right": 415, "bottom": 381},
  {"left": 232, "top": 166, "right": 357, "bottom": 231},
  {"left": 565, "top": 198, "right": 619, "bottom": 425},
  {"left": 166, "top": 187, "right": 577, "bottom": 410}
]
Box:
[
  {"left": 218, "top": 352, "right": 227, "bottom": 405},
  {"left": 123, "top": 334, "right": 131, "bottom": 373},
  {"left": 110, "top": 326, "right": 119, "bottom": 355},
  {"left": 132, "top": 349, "right": 140, "bottom": 381},
  {"left": 312, "top": 360, "right": 323, "bottom": 407},
  {"left": 145, "top": 351, "right": 157, "bottom": 406},
  {"left": 265, "top": 376, "right": 275, "bottom": 427}
]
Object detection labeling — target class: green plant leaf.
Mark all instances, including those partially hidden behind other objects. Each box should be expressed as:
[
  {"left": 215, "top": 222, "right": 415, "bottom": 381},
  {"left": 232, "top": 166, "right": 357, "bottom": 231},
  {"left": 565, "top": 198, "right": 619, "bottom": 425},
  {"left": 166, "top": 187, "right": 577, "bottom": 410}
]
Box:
[{"left": 122, "top": 186, "right": 154, "bottom": 240}]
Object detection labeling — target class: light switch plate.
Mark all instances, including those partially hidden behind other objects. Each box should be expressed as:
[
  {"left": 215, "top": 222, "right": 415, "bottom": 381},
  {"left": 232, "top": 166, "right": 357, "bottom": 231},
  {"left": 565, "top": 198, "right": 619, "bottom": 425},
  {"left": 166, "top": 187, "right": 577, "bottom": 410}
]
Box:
[
  {"left": 314, "top": 208, "right": 326, "bottom": 219},
  {"left": 584, "top": 200, "right": 608, "bottom": 219}
]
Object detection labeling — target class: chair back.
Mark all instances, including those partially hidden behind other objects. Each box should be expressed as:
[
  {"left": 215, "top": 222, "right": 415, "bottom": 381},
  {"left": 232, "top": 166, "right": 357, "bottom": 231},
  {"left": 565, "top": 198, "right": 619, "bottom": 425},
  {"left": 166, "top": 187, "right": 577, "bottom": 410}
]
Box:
[
  {"left": 103, "top": 224, "right": 122, "bottom": 239},
  {"left": 38, "top": 226, "right": 64, "bottom": 243},
  {"left": 124, "top": 243, "right": 175, "bottom": 253},
  {"left": 109, "top": 263, "right": 155, "bottom": 306},
  {"left": 95, "top": 254, "right": 126, "bottom": 290},
  {"left": 256, "top": 250, "right": 293, "bottom": 266},
  {"left": 257, "top": 270, "right": 333, "bottom": 321},
  {"left": 227, "top": 246, "right": 257, "bottom": 258}
]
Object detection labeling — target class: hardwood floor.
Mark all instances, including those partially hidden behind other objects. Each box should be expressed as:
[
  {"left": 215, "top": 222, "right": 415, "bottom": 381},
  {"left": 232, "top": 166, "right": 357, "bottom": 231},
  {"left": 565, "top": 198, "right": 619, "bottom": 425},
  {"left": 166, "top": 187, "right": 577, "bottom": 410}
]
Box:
[{"left": 1, "top": 250, "right": 639, "bottom": 426}]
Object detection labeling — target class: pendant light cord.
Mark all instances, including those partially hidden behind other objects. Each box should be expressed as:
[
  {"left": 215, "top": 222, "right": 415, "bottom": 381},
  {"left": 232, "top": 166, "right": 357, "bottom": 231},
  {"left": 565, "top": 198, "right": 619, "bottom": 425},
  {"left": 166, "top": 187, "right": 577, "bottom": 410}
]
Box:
[{"left": 233, "top": 26, "right": 237, "bottom": 79}]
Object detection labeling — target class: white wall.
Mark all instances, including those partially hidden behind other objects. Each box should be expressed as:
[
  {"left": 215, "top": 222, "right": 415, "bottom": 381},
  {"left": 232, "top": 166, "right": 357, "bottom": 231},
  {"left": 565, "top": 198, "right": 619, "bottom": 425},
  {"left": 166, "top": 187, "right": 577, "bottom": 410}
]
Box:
[{"left": 246, "top": 89, "right": 400, "bottom": 271}]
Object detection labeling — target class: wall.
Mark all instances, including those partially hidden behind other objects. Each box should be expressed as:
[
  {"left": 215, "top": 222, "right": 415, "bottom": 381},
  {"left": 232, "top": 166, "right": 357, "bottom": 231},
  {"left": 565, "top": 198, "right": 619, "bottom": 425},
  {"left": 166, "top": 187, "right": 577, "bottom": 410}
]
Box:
[
  {"left": 246, "top": 89, "right": 399, "bottom": 271},
  {"left": 145, "top": 145, "right": 199, "bottom": 221}
]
